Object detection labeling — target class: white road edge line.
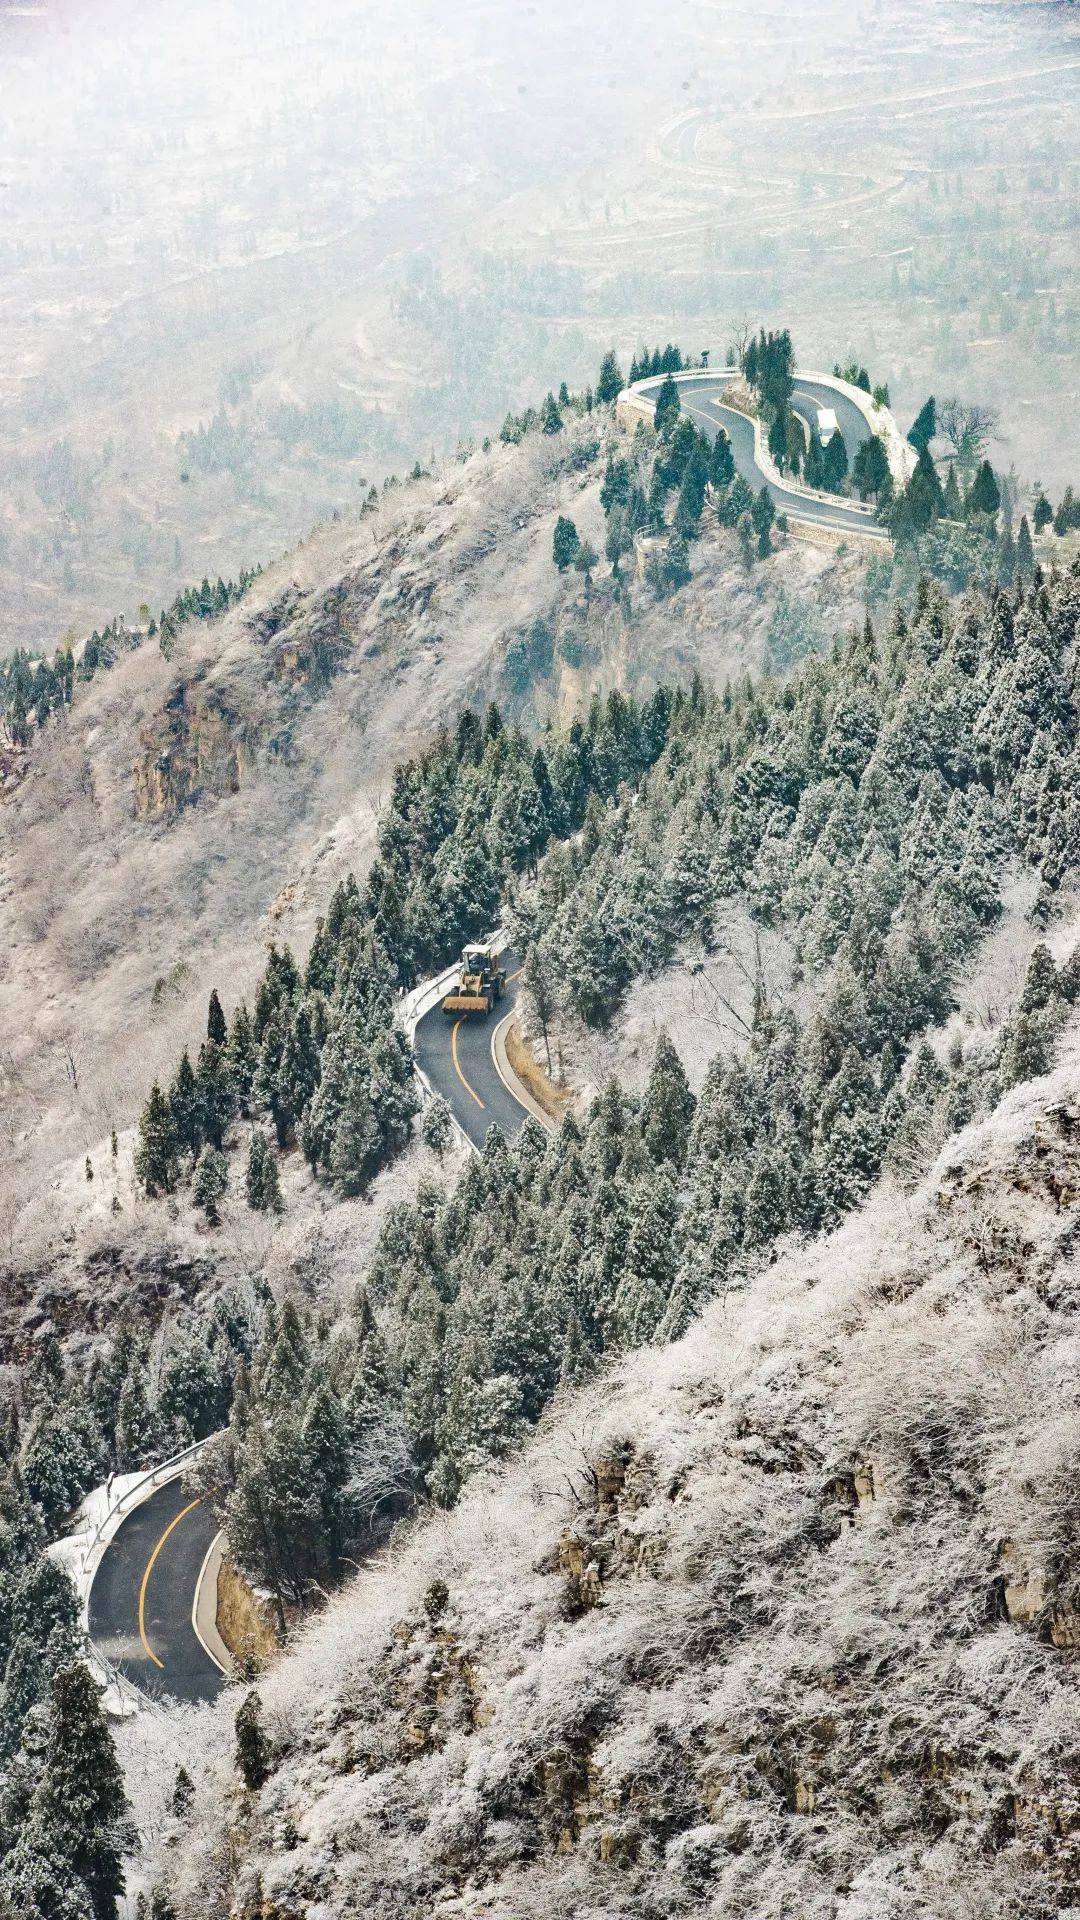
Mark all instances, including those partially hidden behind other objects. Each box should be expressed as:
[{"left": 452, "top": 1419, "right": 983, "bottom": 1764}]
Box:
[
  {"left": 191, "top": 1528, "right": 231, "bottom": 1678},
  {"left": 490, "top": 1007, "right": 556, "bottom": 1133}
]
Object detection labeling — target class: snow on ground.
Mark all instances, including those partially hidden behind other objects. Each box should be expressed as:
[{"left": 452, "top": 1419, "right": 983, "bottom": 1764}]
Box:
[
  {"left": 144, "top": 1015, "right": 1080, "bottom": 1920},
  {"left": 547, "top": 905, "right": 800, "bottom": 1104}
]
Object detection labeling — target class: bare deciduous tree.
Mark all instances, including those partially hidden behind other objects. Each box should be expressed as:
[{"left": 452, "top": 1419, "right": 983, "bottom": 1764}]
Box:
[
  {"left": 726, "top": 314, "right": 754, "bottom": 370},
  {"left": 938, "top": 397, "right": 1000, "bottom": 475}
]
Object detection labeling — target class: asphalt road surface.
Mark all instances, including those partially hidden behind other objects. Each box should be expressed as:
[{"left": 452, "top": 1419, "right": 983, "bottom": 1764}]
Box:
[
  {"left": 88, "top": 1475, "right": 225, "bottom": 1706},
  {"left": 413, "top": 949, "right": 533, "bottom": 1150},
  {"left": 639, "top": 371, "right": 889, "bottom": 540}
]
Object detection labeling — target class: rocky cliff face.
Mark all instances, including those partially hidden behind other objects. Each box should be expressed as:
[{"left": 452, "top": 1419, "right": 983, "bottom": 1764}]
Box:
[
  {"left": 144, "top": 1034, "right": 1080, "bottom": 1920},
  {"left": 133, "top": 681, "right": 255, "bottom": 818}
]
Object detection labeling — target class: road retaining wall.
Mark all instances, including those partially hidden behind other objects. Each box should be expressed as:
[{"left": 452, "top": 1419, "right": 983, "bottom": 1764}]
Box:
[
  {"left": 789, "top": 519, "right": 888, "bottom": 556},
  {"left": 491, "top": 1009, "right": 557, "bottom": 1134},
  {"left": 193, "top": 1530, "right": 234, "bottom": 1678}
]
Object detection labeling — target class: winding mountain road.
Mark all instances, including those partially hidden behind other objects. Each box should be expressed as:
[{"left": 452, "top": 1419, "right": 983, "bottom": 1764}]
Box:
[
  {"left": 413, "top": 949, "right": 534, "bottom": 1149},
  {"left": 633, "top": 369, "right": 891, "bottom": 541},
  {"left": 83, "top": 960, "right": 539, "bottom": 1707},
  {"left": 88, "top": 1476, "right": 226, "bottom": 1706}
]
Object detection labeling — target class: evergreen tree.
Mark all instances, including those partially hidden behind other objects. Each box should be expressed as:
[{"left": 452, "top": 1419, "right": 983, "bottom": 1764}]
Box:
[
  {"left": 709, "top": 429, "right": 734, "bottom": 489},
  {"left": 0, "top": 1634, "right": 46, "bottom": 1762},
  {"left": 906, "top": 445, "right": 946, "bottom": 529},
  {"left": 552, "top": 517, "right": 580, "bottom": 573},
  {"left": 640, "top": 1034, "right": 696, "bottom": 1168},
  {"left": 751, "top": 486, "right": 776, "bottom": 556},
  {"left": 674, "top": 448, "right": 709, "bottom": 537},
  {"left": 999, "top": 1010, "right": 1052, "bottom": 1089},
  {"left": 1019, "top": 943, "right": 1058, "bottom": 1014},
  {"left": 522, "top": 942, "right": 558, "bottom": 1072},
  {"left": 822, "top": 428, "right": 849, "bottom": 494},
  {"left": 158, "top": 1333, "right": 229, "bottom": 1439},
  {"left": 245, "top": 1131, "right": 283, "bottom": 1214},
  {"left": 235, "top": 1690, "right": 272, "bottom": 1790},
  {"left": 133, "top": 1085, "right": 178, "bottom": 1197},
  {"left": 301, "top": 1384, "right": 351, "bottom": 1569},
  {"left": 192, "top": 1147, "right": 228, "bottom": 1224},
  {"left": 600, "top": 455, "right": 631, "bottom": 512},
  {"left": 852, "top": 435, "right": 891, "bottom": 501},
  {"left": 967, "top": 460, "right": 1001, "bottom": 519},
  {"left": 167, "top": 1051, "right": 201, "bottom": 1160},
  {"left": 804, "top": 428, "right": 825, "bottom": 490},
  {"left": 196, "top": 1039, "right": 235, "bottom": 1149},
  {"left": 33, "top": 1662, "right": 129, "bottom": 1920},
  {"left": 595, "top": 351, "right": 625, "bottom": 405},
  {"left": 907, "top": 396, "right": 936, "bottom": 452},
  {"left": 605, "top": 508, "right": 633, "bottom": 579},
  {"left": 206, "top": 990, "right": 227, "bottom": 1046},
  {"left": 647, "top": 532, "right": 689, "bottom": 595},
  {"left": 226, "top": 1003, "right": 258, "bottom": 1113},
  {"left": 744, "top": 328, "right": 794, "bottom": 416},
  {"left": 114, "top": 1368, "right": 160, "bottom": 1472},
  {"left": 612, "top": 1174, "right": 679, "bottom": 1346},
  {"left": 653, "top": 374, "right": 681, "bottom": 434},
  {"left": 539, "top": 392, "right": 562, "bottom": 435},
  {"left": 422, "top": 1095, "right": 453, "bottom": 1156}
]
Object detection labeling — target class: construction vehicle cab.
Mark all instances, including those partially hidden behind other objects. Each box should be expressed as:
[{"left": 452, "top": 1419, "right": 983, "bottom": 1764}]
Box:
[{"left": 441, "top": 942, "right": 506, "bottom": 1016}]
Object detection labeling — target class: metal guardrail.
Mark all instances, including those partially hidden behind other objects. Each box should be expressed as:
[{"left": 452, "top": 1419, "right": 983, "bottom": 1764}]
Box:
[
  {"left": 78, "top": 1436, "right": 212, "bottom": 1579},
  {"left": 400, "top": 962, "right": 462, "bottom": 1044},
  {"left": 399, "top": 930, "right": 510, "bottom": 1155},
  {"left": 49, "top": 1433, "right": 220, "bottom": 1718},
  {"left": 626, "top": 366, "right": 899, "bottom": 527}
]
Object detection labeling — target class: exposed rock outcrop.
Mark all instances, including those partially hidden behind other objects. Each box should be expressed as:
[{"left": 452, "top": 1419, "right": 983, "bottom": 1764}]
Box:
[{"left": 134, "top": 679, "right": 258, "bottom": 818}]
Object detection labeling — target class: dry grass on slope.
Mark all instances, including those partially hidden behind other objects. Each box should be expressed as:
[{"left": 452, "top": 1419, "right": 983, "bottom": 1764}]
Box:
[{"left": 148, "top": 1031, "right": 1080, "bottom": 1920}]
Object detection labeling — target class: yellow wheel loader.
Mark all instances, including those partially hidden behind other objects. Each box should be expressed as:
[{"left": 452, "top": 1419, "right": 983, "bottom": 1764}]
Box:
[{"left": 441, "top": 942, "right": 506, "bottom": 1016}]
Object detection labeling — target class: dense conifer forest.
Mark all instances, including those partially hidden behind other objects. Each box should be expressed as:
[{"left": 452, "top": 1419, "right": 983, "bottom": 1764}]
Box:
[{"left": 74, "top": 558, "right": 1079, "bottom": 1634}]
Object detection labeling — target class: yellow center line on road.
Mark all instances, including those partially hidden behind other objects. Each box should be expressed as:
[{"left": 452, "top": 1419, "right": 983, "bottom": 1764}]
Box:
[
  {"left": 451, "top": 1017, "right": 486, "bottom": 1109},
  {"left": 138, "top": 1496, "right": 203, "bottom": 1670}
]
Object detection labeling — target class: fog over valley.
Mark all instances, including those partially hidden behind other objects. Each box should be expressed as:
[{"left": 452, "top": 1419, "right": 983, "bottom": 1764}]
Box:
[{"left": 0, "top": 0, "right": 1077, "bottom": 647}]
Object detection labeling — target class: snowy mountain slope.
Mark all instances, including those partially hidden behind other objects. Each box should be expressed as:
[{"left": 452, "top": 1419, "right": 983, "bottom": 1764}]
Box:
[
  {"left": 1, "top": 410, "right": 862, "bottom": 1342},
  {"left": 138, "top": 1029, "right": 1080, "bottom": 1920}
]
